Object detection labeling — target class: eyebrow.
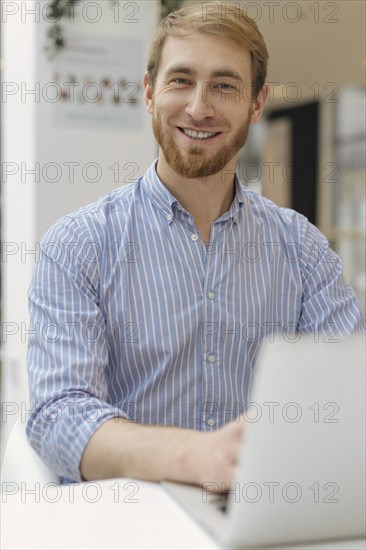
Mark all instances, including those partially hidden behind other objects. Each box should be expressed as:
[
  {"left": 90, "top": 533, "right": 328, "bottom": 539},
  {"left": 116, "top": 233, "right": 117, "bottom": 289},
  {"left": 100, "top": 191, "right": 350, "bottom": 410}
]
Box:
[{"left": 164, "top": 66, "right": 244, "bottom": 84}]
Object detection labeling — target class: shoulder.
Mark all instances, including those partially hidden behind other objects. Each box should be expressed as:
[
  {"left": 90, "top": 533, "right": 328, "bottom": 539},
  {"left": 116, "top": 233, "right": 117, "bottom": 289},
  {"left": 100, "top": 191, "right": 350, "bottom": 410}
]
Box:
[
  {"left": 37, "top": 180, "right": 144, "bottom": 275},
  {"left": 40, "top": 179, "right": 141, "bottom": 247},
  {"left": 238, "top": 186, "right": 332, "bottom": 271},
  {"left": 240, "top": 185, "right": 310, "bottom": 239}
]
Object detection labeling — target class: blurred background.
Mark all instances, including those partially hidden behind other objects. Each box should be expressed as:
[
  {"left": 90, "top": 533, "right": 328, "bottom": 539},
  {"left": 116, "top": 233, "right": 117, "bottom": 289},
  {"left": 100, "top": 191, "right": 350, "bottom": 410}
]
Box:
[{"left": 1, "top": 0, "right": 365, "bottom": 453}]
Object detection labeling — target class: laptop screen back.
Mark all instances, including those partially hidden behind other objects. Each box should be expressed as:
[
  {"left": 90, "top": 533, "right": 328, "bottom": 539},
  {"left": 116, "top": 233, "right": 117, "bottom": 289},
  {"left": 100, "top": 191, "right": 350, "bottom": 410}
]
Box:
[{"left": 223, "top": 335, "right": 366, "bottom": 548}]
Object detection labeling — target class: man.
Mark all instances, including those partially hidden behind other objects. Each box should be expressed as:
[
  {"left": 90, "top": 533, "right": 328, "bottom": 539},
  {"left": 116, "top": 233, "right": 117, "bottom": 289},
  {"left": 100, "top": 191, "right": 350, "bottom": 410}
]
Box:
[{"left": 27, "top": 2, "right": 364, "bottom": 488}]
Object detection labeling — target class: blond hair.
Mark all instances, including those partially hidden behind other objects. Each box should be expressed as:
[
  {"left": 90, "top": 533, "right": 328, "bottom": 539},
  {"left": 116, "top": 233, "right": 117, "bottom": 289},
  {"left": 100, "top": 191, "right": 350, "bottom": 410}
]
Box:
[{"left": 146, "top": 1, "right": 269, "bottom": 100}]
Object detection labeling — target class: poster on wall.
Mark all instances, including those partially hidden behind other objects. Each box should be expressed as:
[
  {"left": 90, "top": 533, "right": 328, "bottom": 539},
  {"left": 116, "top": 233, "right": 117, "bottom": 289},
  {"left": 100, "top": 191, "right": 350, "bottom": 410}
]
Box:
[{"left": 52, "top": 33, "right": 144, "bottom": 130}]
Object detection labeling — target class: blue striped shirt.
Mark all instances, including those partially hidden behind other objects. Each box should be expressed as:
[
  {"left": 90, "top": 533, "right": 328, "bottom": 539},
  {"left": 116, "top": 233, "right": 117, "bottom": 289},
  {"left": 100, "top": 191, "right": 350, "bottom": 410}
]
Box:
[{"left": 26, "top": 159, "right": 365, "bottom": 483}]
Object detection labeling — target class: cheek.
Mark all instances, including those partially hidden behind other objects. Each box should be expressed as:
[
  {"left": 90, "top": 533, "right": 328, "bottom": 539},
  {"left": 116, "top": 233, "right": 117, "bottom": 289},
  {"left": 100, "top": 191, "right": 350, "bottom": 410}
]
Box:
[
  {"left": 155, "top": 86, "right": 180, "bottom": 102},
  {"left": 157, "top": 87, "right": 189, "bottom": 108},
  {"left": 154, "top": 96, "right": 182, "bottom": 121},
  {"left": 232, "top": 105, "right": 252, "bottom": 124}
]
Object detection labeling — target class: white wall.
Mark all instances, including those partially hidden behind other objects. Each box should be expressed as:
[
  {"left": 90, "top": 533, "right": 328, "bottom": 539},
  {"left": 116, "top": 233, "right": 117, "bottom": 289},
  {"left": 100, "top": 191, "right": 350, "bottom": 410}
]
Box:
[
  {"left": 1, "top": 0, "right": 160, "bottom": 451},
  {"left": 36, "top": 0, "right": 159, "bottom": 237}
]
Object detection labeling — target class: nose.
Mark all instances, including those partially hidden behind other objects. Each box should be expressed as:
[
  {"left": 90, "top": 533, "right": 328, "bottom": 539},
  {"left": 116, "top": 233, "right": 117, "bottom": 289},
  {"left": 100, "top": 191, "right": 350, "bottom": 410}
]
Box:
[{"left": 185, "top": 82, "right": 215, "bottom": 121}]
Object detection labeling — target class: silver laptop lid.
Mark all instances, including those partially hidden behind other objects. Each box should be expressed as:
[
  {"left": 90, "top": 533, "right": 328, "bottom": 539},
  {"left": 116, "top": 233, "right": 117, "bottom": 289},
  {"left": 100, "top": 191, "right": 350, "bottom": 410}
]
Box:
[{"left": 223, "top": 335, "right": 366, "bottom": 548}]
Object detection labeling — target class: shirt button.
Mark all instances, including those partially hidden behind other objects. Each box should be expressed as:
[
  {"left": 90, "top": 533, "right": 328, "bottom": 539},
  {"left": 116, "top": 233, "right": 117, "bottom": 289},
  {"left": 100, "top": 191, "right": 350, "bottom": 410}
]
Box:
[
  {"left": 208, "top": 354, "right": 215, "bottom": 363},
  {"left": 233, "top": 216, "right": 238, "bottom": 223},
  {"left": 167, "top": 214, "right": 173, "bottom": 221},
  {"left": 208, "top": 291, "right": 215, "bottom": 300},
  {"left": 207, "top": 418, "right": 215, "bottom": 427},
  {"left": 191, "top": 234, "right": 199, "bottom": 241}
]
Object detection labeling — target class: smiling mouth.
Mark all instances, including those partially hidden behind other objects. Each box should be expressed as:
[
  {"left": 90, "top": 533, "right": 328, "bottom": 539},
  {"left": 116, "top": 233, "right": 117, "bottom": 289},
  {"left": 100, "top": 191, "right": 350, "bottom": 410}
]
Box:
[{"left": 178, "top": 127, "right": 221, "bottom": 141}]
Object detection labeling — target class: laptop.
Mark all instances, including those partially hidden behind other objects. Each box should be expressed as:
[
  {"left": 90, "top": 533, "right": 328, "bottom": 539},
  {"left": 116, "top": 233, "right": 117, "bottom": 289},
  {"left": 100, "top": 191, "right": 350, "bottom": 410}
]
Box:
[{"left": 162, "top": 335, "right": 366, "bottom": 548}]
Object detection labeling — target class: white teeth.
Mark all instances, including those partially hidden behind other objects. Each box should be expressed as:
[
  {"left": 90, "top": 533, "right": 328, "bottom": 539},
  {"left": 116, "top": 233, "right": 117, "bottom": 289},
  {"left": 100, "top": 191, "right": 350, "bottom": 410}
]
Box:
[{"left": 182, "top": 128, "right": 217, "bottom": 140}]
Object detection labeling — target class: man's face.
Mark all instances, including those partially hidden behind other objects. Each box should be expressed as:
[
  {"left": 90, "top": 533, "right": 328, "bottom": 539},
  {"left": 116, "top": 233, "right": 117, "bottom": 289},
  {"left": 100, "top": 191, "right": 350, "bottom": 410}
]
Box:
[{"left": 145, "top": 31, "right": 265, "bottom": 179}]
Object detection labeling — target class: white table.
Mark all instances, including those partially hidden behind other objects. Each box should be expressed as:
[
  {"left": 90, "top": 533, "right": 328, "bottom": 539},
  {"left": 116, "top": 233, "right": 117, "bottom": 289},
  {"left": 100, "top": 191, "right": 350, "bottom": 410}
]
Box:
[{"left": 1, "top": 479, "right": 365, "bottom": 549}]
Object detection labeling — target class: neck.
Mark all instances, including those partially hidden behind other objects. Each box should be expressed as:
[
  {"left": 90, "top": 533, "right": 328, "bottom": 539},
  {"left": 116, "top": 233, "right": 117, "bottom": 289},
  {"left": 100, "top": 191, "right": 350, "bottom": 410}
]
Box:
[{"left": 156, "top": 154, "right": 237, "bottom": 227}]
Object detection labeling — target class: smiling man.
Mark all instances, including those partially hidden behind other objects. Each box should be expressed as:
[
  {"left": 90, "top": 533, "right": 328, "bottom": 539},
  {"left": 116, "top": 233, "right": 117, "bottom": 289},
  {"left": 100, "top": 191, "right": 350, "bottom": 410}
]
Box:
[
  {"left": 147, "top": 34, "right": 257, "bottom": 178},
  {"left": 144, "top": 19, "right": 268, "bottom": 246},
  {"left": 27, "top": 2, "right": 364, "bottom": 489}
]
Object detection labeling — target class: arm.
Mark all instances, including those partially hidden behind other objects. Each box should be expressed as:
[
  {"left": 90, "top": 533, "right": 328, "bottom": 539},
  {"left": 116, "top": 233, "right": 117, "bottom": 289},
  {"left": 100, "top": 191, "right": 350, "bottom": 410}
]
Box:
[
  {"left": 297, "top": 218, "right": 365, "bottom": 336},
  {"left": 80, "top": 416, "right": 244, "bottom": 489},
  {"left": 26, "top": 215, "right": 130, "bottom": 482}
]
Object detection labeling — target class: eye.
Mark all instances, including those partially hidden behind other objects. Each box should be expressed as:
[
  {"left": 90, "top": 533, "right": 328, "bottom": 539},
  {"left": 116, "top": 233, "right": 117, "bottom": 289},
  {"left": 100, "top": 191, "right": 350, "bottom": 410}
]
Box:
[
  {"left": 215, "top": 82, "right": 237, "bottom": 91},
  {"left": 172, "top": 78, "right": 190, "bottom": 86}
]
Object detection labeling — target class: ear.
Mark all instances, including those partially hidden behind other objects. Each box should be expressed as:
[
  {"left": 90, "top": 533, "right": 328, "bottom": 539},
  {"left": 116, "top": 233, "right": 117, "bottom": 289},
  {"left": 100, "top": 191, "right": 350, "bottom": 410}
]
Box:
[
  {"left": 250, "top": 84, "right": 269, "bottom": 125},
  {"left": 144, "top": 73, "right": 154, "bottom": 115}
]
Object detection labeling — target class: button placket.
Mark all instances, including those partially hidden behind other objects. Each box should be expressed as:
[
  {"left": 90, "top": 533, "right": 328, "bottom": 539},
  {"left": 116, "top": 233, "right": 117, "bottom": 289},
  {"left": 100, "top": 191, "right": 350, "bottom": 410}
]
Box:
[{"left": 198, "top": 222, "right": 222, "bottom": 430}]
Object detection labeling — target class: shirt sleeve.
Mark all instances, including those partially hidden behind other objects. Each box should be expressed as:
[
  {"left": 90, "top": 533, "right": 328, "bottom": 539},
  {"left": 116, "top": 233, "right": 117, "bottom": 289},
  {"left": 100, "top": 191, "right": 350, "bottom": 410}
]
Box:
[
  {"left": 26, "top": 214, "right": 128, "bottom": 482},
  {"left": 297, "top": 216, "right": 365, "bottom": 337}
]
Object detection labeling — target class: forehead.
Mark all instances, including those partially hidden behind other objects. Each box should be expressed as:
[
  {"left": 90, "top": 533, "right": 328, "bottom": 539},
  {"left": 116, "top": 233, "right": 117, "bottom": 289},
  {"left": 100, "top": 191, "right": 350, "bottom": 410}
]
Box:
[{"left": 158, "top": 31, "right": 251, "bottom": 80}]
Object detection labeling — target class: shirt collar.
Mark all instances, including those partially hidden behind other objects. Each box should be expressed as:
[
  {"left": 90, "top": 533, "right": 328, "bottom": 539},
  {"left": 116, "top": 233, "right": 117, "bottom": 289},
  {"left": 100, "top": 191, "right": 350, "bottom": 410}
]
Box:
[{"left": 142, "top": 158, "right": 246, "bottom": 224}]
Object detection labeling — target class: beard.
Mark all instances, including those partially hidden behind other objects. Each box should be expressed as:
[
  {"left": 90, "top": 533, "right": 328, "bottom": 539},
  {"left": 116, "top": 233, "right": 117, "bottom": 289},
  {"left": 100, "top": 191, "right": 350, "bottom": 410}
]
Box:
[{"left": 152, "top": 110, "right": 252, "bottom": 179}]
